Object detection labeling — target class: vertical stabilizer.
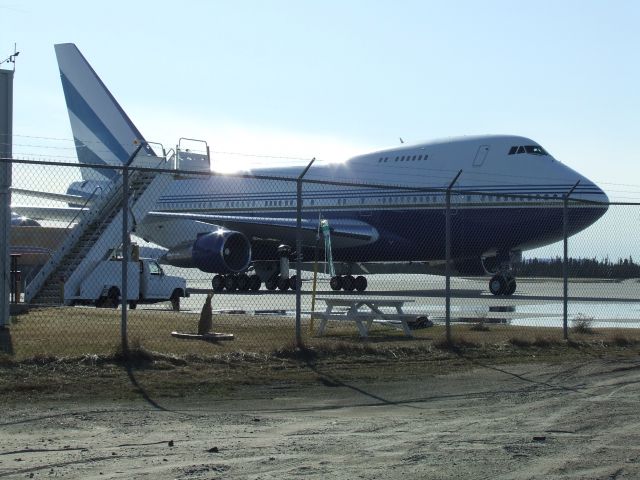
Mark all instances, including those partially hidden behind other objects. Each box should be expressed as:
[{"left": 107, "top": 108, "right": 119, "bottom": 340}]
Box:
[{"left": 54, "top": 43, "right": 150, "bottom": 181}]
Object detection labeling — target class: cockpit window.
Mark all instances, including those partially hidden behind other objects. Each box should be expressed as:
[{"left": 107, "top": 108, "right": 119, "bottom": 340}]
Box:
[
  {"left": 524, "top": 145, "right": 548, "bottom": 155},
  {"left": 508, "top": 145, "right": 549, "bottom": 156}
]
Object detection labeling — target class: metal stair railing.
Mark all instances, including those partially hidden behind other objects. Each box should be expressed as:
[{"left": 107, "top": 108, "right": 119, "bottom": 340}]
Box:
[
  {"left": 60, "top": 155, "right": 171, "bottom": 304},
  {"left": 26, "top": 146, "right": 172, "bottom": 305}
]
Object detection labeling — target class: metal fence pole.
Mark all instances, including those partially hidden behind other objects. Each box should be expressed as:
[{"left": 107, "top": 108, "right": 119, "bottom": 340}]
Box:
[
  {"left": 445, "top": 170, "right": 462, "bottom": 343},
  {"left": 0, "top": 69, "right": 14, "bottom": 329},
  {"left": 121, "top": 163, "right": 130, "bottom": 355},
  {"left": 563, "top": 181, "right": 580, "bottom": 340},
  {"left": 296, "top": 158, "right": 315, "bottom": 347},
  {"left": 119, "top": 144, "right": 143, "bottom": 355}
]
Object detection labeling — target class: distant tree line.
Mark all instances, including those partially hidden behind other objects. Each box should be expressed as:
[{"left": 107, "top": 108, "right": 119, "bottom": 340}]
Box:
[{"left": 518, "top": 257, "right": 640, "bottom": 279}]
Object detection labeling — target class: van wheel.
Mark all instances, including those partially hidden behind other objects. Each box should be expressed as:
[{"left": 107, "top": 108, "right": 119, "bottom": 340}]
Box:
[
  {"left": 107, "top": 287, "right": 120, "bottom": 308},
  {"left": 170, "top": 290, "right": 181, "bottom": 311}
]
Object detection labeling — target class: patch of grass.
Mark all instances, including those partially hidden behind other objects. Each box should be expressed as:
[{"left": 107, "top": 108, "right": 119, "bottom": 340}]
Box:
[
  {"left": 469, "top": 322, "right": 490, "bottom": 332},
  {"left": 532, "top": 337, "right": 561, "bottom": 348},
  {"left": 434, "top": 337, "right": 480, "bottom": 351},
  {"left": 509, "top": 337, "right": 532, "bottom": 348},
  {"left": 571, "top": 314, "right": 595, "bottom": 335},
  {"left": 612, "top": 335, "right": 635, "bottom": 347}
]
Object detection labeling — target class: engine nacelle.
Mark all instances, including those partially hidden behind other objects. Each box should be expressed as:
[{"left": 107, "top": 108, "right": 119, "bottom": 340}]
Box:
[{"left": 162, "top": 229, "right": 252, "bottom": 274}]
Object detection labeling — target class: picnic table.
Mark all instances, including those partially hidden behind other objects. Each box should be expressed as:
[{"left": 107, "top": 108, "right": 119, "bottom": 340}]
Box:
[{"left": 312, "top": 297, "right": 421, "bottom": 337}]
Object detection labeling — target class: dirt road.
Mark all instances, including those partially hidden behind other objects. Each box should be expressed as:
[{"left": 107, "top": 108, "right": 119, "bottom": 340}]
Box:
[{"left": 1, "top": 357, "right": 639, "bottom": 479}]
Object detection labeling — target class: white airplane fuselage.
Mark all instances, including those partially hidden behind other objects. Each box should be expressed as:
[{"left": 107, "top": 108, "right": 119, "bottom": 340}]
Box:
[{"left": 132, "top": 134, "right": 607, "bottom": 267}]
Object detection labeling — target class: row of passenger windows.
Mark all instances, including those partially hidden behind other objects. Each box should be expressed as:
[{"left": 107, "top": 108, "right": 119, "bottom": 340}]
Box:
[
  {"left": 163, "top": 193, "right": 562, "bottom": 211},
  {"left": 378, "top": 154, "right": 429, "bottom": 163},
  {"left": 508, "top": 145, "right": 549, "bottom": 156}
]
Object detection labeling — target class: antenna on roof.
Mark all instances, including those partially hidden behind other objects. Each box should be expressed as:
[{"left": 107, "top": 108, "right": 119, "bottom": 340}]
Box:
[
  {"left": 0, "top": 43, "right": 19, "bottom": 70},
  {"left": 399, "top": 137, "right": 404, "bottom": 144}
]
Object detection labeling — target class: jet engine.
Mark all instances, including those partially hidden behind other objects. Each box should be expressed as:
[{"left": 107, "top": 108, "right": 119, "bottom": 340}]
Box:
[{"left": 162, "top": 229, "right": 252, "bottom": 274}]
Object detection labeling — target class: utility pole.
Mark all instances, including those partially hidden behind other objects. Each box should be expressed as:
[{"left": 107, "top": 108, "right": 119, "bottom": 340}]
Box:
[{"left": 0, "top": 63, "right": 15, "bottom": 329}]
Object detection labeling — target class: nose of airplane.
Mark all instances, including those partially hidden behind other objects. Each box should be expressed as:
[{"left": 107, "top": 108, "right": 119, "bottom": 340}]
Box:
[{"left": 568, "top": 178, "right": 609, "bottom": 233}]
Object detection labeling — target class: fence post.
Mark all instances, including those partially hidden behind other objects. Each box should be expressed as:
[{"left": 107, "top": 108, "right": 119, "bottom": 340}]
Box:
[
  {"left": 0, "top": 68, "right": 13, "bottom": 329},
  {"left": 121, "top": 163, "right": 130, "bottom": 355},
  {"left": 563, "top": 180, "right": 580, "bottom": 340},
  {"left": 445, "top": 170, "right": 462, "bottom": 344},
  {"left": 120, "top": 143, "right": 143, "bottom": 356},
  {"left": 296, "top": 158, "right": 315, "bottom": 347}
]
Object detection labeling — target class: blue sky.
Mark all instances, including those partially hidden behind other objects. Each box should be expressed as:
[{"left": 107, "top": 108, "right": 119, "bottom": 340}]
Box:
[
  {"left": 2, "top": 0, "right": 639, "bottom": 198},
  {"left": 1, "top": 0, "right": 640, "bottom": 211}
]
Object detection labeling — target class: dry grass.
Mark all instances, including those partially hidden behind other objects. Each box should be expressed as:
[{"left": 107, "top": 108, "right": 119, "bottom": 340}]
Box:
[
  {"left": 3, "top": 307, "right": 640, "bottom": 362},
  {"left": 3, "top": 308, "right": 640, "bottom": 402}
]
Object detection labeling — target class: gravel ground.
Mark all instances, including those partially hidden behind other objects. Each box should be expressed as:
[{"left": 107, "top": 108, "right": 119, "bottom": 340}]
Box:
[{"left": 1, "top": 357, "right": 640, "bottom": 479}]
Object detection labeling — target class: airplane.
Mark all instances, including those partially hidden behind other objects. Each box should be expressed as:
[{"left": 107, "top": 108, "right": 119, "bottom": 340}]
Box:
[{"left": 11, "top": 43, "right": 610, "bottom": 296}]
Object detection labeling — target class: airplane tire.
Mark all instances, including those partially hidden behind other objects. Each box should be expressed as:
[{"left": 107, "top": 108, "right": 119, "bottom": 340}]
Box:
[
  {"left": 237, "top": 273, "right": 250, "bottom": 291},
  {"left": 489, "top": 275, "right": 506, "bottom": 296},
  {"left": 289, "top": 274, "right": 300, "bottom": 290},
  {"left": 354, "top": 275, "right": 367, "bottom": 292},
  {"left": 330, "top": 276, "right": 343, "bottom": 291},
  {"left": 249, "top": 275, "right": 261, "bottom": 291},
  {"left": 212, "top": 274, "right": 225, "bottom": 292},
  {"left": 224, "top": 275, "right": 238, "bottom": 291},
  {"left": 505, "top": 277, "right": 517, "bottom": 296},
  {"left": 277, "top": 275, "right": 290, "bottom": 291},
  {"left": 342, "top": 275, "right": 356, "bottom": 291},
  {"left": 129, "top": 301, "right": 137, "bottom": 310},
  {"left": 265, "top": 274, "right": 278, "bottom": 291}
]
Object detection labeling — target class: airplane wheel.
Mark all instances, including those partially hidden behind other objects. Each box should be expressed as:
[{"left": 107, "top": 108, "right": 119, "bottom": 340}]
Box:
[
  {"left": 354, "top": 275, "right": 367, "bottom": 292},
  {"left": 128, "top": 301, "right": 137, "bottom": 310},
  {"left": 265, "top": 274, "right": 278, "bottom": 291},
  {"left": 342, "top": 275, "right": 355, "bottom": 291},
  {"left": 170, "top": 290, "right": 181, "bottom": 311},
  {"left": 489, "top": 275, "right": 506, "bottom": 296},
  {"left": 330, "top": 276, "right": 343, "bottom": 291},
  {"left": 212, "top": 274, "right": 225, "bottom": 291},
  {"left": 224, "top": 275, "right": 238, "bottom": 291},
  {"left": 277, "top": 276, "right": 290, "bottom": 291},
  {"left": 505, "top": 277, "right": 517, "bottom": 296},
  {"left": 249, "top": 275, "right": 261, "bottom": 291},
  {"left": 237, "top": 273, "right": 250, "bottom": 291},
  {"left": 289, "top": 274, "right": 300, "bottom": 290}
]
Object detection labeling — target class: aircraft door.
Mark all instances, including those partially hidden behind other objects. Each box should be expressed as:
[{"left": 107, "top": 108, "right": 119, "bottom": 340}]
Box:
[{"left": 473, "top": 145, "right": 490, "bottom": 167}]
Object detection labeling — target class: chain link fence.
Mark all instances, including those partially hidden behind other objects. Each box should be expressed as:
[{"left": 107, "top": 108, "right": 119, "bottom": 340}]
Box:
[{"left": 2, "top": 157, "right": 638, "bottom": 359}]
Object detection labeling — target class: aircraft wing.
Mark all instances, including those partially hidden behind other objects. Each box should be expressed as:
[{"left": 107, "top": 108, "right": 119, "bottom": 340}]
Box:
[
  {"left": 11, "top": 188, "right": 87, "bottom": 205},
  {"left": 10, "top": 206, "right": 380, "bottom": 248},
  {"left": 145, "top": 211, "right": 380, "bottom": 248},
  {"left": 11, "top": 205, "right": 85, "bottom": 222}
]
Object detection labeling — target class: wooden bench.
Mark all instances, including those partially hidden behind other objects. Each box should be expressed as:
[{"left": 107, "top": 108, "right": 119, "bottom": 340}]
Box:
[{"left": 312, "top": 297, "right": 425, "bottom": 338}]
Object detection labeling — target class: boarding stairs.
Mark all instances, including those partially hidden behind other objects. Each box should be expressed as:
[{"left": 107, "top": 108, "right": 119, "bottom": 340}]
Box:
[{"left": 25, "top": 154, "right": 173, "bottom": 306}]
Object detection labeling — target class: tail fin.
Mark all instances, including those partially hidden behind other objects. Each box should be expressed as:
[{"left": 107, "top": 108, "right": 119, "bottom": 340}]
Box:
[{"left": 54, "top": 43, "right": 149, "bottom": 181}]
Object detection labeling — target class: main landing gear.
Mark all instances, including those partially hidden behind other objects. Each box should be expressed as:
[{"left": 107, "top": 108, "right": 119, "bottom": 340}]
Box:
[
  {"left": 212, "top": 273, "right": 261, "bottom": 292},
  {"left": 488, "top": 273, "right": 516, "bottom": 296},
  {"left": 329, "top": 274, "right": 368, "bottom": 292}
]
